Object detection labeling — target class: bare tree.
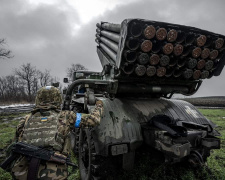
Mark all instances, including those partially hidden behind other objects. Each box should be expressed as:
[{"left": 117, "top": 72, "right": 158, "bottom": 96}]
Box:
[
  {"left": 0, "top": 39, "right": 13, "bottom": 59},
  {"left": 66, "top": 63, "right": 87, "bottom": 79},
  {"left": 0, "top": 77, "right": 7, "bottom": 100},
  {"left": 15, "top": 63, "right": 37, "bottom": 101},
  {"left": 38, "top": 69, "right": 53, "bottom": 87}
]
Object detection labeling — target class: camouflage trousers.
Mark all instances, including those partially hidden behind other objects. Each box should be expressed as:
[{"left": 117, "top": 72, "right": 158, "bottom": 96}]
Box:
[{"left": 11, "top": 156, "right": 67, "bottom": 180}]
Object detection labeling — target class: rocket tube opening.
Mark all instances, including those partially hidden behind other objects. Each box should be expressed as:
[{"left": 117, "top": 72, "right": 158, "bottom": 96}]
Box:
[
  {"left": 183, "top": 69, "right": 193, "bottom": 79},
  {"left": 201, "top": 70, "right": 209, "bottom": 79},
  {"left": 177, "top": 58, "right": 186, "bottom": 67},
  {"left": 122, "top": 63, "right": 135, "bottom": 75},
  {"left": 167, "top": 29, "right": 178, "bottom": 42},
  {"left": 192, "top": 47, "right": 202, "bottom": 58},
  {"left": 205, "top": 60, "right": 214, "bottom": 70},
  {"left": 183, "top": 45, "right": 193, "bottom": 56},
  {"left": 201, "top": 48, "right": 210, "bottom": 59},
  {"left": 138, "top": 53, "right": 149, "bottom": 65},
  {"left": 215, "top": 38, "right": 224, "bottom": 49},
  {"left": 150, "top": 54, "right": 160, "bottom": 65},
  {"left": 163, "top": 43, "right": 174, "bottom": 55},
  {"left": 196, "top": 35, "right": 207, "bottom": 47},
  {"left": 126, "top": 37, "right": 139, "bottom": 50},
  {"left": 185, "top": 33, "right": 195, "bottom": 45},
  {"left": 173, "top": 68, "right": 182, "bottom": 77},
  {"left": 165, "top": 67, "right": 174, "bottom": 77},
  {"left": 187, "top": 58, "right": 197, "bottom": 69},
  {"left": 144, "top": 25, "right": 156, "bottom": 39},
  {"left": 160, "top": 55, "right": 170, "bottom": 66},
  {"left": 141, "top": 40, "right": 152, "bottom": 52},
  {"left": 124, "top": 50, "right": 137, "bottom": 63},
  {"left": 135, "top": 65, "right": 147, "bottom": 76},
  {"left": 169, "top": 58, "right": 177, "bottom": 67},
  {"left": 209, "top": 50, "right": 219, "bottom": 60},
  {"left": 197, "top": 60, "right": 206, "bottom": 70},
  {"left": 176, "top": 31, "right": 185, "bottom": 43},
  {"left": 146, "top": 66, "right": 156, "bottom": 77},
  {"left": 204, "top": 36, "right": 213, "bottom": 47},
  {"left": 156, "top": 28, "right": 167, "bottom": 41},
  {"left": 130, "top": 22, "right": 142, "bottom": 37},
  {"left": 157, "top": 67, "right": 166, "bottom": 77},
  {"left": 193, "top": 70, "right": 202, "bottom": 80},
  {"left": 173, "top": 44, "right": 183, "bottom": 56},
  {"left": 152, "top": 41, "right": 162, "bottom": 53}
]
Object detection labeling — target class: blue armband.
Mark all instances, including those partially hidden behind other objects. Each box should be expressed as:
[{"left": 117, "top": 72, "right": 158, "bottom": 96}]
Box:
[{"left": 75, "top": 113, "right": 82, "bottom": 128}]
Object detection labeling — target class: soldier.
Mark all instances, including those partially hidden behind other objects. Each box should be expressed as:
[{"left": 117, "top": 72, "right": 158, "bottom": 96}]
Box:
[{"left": 10, "top": 86, "right": 101, "bottom": 180}]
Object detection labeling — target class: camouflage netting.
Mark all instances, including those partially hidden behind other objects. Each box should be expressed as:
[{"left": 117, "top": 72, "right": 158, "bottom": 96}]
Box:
[{"left": 35, "top": 86, "right": 62, "bottom": 108}]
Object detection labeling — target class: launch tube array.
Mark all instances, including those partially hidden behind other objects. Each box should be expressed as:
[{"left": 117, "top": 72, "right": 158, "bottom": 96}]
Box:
[{"left": 96, "top": 19, "right": 225, "bottom": 80}]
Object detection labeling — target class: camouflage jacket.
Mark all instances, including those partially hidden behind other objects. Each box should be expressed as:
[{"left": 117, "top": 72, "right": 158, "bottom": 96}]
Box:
[{"left": 17, "top": 109, "right": 76, "bottom": 156}]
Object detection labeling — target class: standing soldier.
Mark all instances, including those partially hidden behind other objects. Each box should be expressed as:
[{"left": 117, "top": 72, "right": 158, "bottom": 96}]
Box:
[{"left": 10, "top": 86, "right": 101, "bottom": 180}]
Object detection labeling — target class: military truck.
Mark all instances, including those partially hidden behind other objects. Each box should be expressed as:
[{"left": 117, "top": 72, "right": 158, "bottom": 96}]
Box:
[{"left": 63, "top": 19, "right": 225, "bottom": 179}]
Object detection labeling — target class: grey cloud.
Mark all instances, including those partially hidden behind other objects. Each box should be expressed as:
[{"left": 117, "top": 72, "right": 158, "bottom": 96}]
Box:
[{"left": 1, "top": 0, "right": 225, "bottom": 97}]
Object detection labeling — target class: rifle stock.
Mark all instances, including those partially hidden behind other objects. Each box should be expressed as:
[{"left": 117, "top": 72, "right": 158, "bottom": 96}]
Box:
[{"left": 0, "top": 142, "right": 77, "bottom": 170}]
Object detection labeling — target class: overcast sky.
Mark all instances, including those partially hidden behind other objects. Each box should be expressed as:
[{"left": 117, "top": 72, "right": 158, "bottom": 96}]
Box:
[{"left": 1, "top": 0, "right": 225, "bottom": 97}]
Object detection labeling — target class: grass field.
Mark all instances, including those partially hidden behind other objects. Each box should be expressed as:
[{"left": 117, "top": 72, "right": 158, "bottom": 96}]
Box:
[{"left": 0, "top": 109, "right": 225, "bottom": 180}]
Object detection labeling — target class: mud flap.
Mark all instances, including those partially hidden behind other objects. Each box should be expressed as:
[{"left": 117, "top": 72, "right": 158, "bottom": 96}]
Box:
[{"left": 123, "top": 151, "right": 135, "bottom": 171}]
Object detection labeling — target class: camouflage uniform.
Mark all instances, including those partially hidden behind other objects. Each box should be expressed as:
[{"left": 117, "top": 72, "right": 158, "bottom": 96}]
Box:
[
  {"left": 11, "top": 86, "right": 101, "bottom": 180},
  {"left": 81, "top": 100, "right": 103, "bottom": 127}
]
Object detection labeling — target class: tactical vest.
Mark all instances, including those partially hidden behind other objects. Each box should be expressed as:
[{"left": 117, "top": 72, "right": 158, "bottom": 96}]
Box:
[{"left": 21, "top": 110, "right": 64, "bottom": 152}]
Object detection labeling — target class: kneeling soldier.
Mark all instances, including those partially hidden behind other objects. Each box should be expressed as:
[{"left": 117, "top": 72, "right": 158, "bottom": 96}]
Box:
[{"left": 10, "top": 86, "right": 100, "bottom": 180}]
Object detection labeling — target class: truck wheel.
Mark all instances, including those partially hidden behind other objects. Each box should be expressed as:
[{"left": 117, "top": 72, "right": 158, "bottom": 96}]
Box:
[{"left": 79, "top": 128, "right": 101, "bottom": 180}]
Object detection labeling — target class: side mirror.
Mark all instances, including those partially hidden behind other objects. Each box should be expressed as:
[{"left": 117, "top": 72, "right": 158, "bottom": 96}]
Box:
[{"left": 63, "top": 78, "right": 69, "bottom": 83}]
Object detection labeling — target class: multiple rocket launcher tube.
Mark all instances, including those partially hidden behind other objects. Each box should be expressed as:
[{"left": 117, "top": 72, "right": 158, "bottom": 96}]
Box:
[{"left": 96, "top": 20, "right": 225, "bottom": 80}]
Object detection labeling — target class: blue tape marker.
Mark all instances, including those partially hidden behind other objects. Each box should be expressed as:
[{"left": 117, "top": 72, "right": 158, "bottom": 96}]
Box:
[
  {"left": 41, "top": 117, "right": 48, "bottom": 120},
  {"left": 75, "top": 113, "right": 82, "bottom": 128}
]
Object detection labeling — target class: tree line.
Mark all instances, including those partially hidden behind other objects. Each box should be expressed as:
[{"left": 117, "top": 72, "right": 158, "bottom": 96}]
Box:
[
  {"left": 0, "top": 38, "right": 88, "bottom": 104},
  {"left": 0, "top": 63, "right": 57, "bottom": 103}
]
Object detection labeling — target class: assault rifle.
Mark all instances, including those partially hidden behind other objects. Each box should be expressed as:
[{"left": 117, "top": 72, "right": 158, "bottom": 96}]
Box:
[{"left": 0, "top": 142, "right": 77, "bottom": 170}]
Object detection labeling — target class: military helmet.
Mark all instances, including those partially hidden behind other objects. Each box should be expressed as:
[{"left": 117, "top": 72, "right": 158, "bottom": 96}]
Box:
[{"left": 35, "top": 86, "right": 62, "bottom": 107}]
